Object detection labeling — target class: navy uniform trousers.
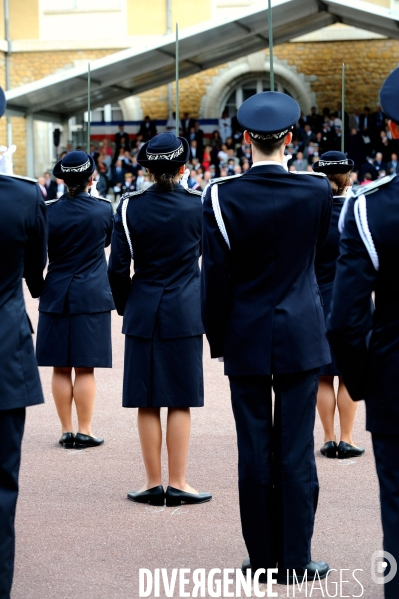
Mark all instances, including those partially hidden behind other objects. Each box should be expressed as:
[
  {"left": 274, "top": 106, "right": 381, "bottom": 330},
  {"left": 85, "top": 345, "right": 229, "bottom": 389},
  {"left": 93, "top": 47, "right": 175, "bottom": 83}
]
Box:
[
  {"left": 0, "top": 409, "right": 25, "bottom": 599},
  {"left": 230, "top": 370, "right": 320, "bottom": 570}
]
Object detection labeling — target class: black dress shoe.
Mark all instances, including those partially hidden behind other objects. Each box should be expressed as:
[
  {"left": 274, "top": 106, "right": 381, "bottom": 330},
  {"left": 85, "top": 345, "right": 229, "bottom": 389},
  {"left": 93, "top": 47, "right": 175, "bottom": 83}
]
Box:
[
  {"left": 320, "top": 441, "right": 338, "bottom": 458},
  {"left": 241, "top": 557, "right": 269, "bottom": 583},
  {"left": 127, "top": 486, "right": 165, "bottom": 506},
  {"left": 277, "top": 560, "right": 330, "bottom": 584},
  {"left": 59, "top": 432, "right": 75, "bottom": 449},
  {"left": 74, "top": 432, "right": 104, "bottom": 449},
  {"left": 165, "top": 486, "right": 212, "bottom": 507},
  {"left": 337, "top": 441, "right": 365, "bottom": 459}
]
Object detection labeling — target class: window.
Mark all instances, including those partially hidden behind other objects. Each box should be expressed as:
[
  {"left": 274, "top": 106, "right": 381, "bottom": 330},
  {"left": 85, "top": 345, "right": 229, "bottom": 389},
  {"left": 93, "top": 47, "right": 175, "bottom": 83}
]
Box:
[
  {"left": 42, "top": 0, "right": 121, "bottom": 12},
  {"left": 223, "top": 77, "right": 291, "bottom": 117}
]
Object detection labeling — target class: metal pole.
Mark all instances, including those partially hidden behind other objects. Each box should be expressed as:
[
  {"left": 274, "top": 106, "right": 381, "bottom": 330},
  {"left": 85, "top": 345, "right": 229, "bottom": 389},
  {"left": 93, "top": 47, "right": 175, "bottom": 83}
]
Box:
[
  {"left": 341, "top": 63, "right": 345, "bottom": 153},
  {"left": 268, "top": 0, "right": 274, "bottom": 91},
  {"left": 175, "top": 23, "right": 179, "bottom": 136},
  {"left": 166, "top": 0, "right": 173, "bottom": 119},
  {"left": 87, "top": 63, "right": 91, "bottom": 153},
  {"left": 4, "top": 0, "right": 12, "bottom": 146}
]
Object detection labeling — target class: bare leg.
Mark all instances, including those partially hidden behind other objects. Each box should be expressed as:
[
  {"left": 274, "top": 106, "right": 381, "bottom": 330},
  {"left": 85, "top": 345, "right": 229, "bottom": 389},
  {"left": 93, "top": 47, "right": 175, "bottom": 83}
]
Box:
[
  {"left": 337, "top": 377, "right": 358, "bottom": 445},
  {"left": 137, "top": 408, "right": 162, "bottom": 490},
  {"left": 316, "top": 376, "right": 337, "bottom": 443},
  {"left": 166, "top": 407, "right": 198, "bottom": 493},
  {"left": 52, "top": 367, "right": 73, "bottom": 433},
  {"left": 73, "top": 367, "right": 96, "bottom": 436}
]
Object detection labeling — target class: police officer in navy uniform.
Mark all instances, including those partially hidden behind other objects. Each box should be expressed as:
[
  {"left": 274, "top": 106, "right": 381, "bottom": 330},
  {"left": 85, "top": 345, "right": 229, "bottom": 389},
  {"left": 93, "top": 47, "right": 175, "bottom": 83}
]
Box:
[
  {"left": 328, "top": 68, "right": 399, "bottom": 599},
  {"left": 0, "top": 88, "right": 47, "bottom": 599},
  {"left": 201, "top": 92, "right": 332, "bottom": 583},
  {"left": 108, "top": 132, "right": 210, "bottom": 507},
  {"left": 35, "top": 151, "right": 115, "bottom": 450}
]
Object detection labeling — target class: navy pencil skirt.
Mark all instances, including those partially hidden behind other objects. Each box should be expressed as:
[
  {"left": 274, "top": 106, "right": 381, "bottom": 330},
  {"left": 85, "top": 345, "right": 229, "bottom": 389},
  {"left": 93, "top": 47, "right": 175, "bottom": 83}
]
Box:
[
  {"left": 123, "top": 323, "right": 204, "bottom": 408},
  {"left": 36, "top": 311, "right": 112, "bottom": 368}
]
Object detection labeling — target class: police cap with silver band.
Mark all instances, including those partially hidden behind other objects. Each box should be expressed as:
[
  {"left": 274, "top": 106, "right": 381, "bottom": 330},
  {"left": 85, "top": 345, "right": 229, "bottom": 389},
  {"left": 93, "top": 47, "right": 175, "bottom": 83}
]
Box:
[
  {"left": 137, "top": 132, "right": 190, "bottom": 170},
  {"left": 53, "top": 150, "right": 95, "bottom": 179},
  {"left": 237, "top": 91, "right": 300, "bottom": 141},
  {"left": 380, "top": 66, "right": 399, "bottom": 125},
  {"left": 312, "top": 151, "right": 354, "bottom": 174}
]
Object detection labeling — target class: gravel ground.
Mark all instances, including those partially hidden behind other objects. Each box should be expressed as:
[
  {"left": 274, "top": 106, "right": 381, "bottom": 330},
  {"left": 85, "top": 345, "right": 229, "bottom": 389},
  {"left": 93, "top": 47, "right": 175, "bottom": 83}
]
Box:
[{"left": 10, "top": 285, "right": 384, "bottom": 599}]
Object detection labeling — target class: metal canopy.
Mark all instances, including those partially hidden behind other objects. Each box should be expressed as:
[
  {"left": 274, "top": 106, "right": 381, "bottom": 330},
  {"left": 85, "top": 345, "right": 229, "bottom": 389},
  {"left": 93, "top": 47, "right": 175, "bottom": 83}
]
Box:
[{"left": 4, "top": 0, "right": 399, "bottom": 121}]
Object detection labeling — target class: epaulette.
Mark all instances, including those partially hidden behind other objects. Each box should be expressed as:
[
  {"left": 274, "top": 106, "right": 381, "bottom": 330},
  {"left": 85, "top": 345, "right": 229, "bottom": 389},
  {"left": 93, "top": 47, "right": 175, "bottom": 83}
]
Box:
[
  {"left": 0, "top": 173, "right": 37, "bottom": 183},
  {"left": 210, "top": 173, "right": 243, "bottom": 185},
  {"left": 97, "top": 195, "right": 112, "bottom": 203},
  {"left": 45, "top": 198, "right": 60, "bottom": 206},
  {"left": 120, "top": 189, "right": 146, "bottom": 201},
  {"left": 290, "top": 170, "right": 327, "bottom": 177},
  {"left": 184, "top": 187, "right": 202, "bottom": 196},
  {"left": 352, "top": 174, "right": 396, "bottom": 198}
]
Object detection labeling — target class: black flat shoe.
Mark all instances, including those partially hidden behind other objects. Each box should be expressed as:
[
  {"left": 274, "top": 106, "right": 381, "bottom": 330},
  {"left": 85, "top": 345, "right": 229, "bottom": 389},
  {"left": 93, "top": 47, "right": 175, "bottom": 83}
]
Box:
[
  {"left": 59, "top": 432, "right": 75, "bottom": 449},
  {"left": 74, "top": 432, "right": 104, "bottom": 449},
  {"left": 165, "top": 486, "right": 212, "bottom": 507},
  {"left": 127, "top": 486, "right": 165, "bottom": 506},
  {"left": 277, "top": 560, "right": 330, "bottom": 584},
  {"left": 320, "top": 441, "right": 338, "bottom": 458},
  {"left": 337, "top": 441, "right": 365, "bottom": 459},
  {"left": 241, "top": 557, "right": 269, "bottom": 583}
]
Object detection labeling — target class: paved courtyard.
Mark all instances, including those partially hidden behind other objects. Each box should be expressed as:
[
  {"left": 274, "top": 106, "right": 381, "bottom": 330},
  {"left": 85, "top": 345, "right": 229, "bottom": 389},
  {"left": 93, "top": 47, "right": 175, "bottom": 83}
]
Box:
[{"left": 11, "top": 285, "right": 384, "bottom": 599}]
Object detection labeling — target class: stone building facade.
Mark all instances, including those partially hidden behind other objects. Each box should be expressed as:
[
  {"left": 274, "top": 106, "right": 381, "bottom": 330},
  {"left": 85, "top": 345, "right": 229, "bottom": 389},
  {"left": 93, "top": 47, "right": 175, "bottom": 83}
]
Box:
[{"left": 1, "top": 0, "right": 399, "bottom": 175}]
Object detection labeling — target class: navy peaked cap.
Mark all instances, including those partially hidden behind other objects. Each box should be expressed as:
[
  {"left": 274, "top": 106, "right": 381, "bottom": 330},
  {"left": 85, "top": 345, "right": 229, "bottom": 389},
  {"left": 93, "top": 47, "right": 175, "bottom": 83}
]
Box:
[
  {"left": 237, "top": 92, "right": 300, "bottom": 138},
  {"left": 313, "top": 151, "right": 354, "bottom": 174},
  {"left": 0, "top": 87, "right": 6, "bottom": 118},
  {"left": 53, "top": 150, "right": 95, "bottom": 179},
  {"left": 137, "top": 132, "right": 190, "bottom": 169},
  {"left": 380, "top": 67, "right": 399, "bottom": 124}
]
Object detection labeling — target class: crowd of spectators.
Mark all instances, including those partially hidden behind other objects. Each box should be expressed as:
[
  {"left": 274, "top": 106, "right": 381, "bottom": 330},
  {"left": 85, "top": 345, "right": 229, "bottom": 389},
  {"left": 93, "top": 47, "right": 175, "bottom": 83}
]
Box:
[{"left": 39, "top": 103, "right": 399, "bottom": 202}]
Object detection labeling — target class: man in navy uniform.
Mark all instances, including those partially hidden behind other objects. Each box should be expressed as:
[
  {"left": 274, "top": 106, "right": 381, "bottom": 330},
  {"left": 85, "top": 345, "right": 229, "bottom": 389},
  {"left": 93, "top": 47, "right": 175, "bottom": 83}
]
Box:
[
  {"left": 328, "top": 68, "right": 399, "bottom": 599},
  {"left": 201, "top": 91, "right": 332, "bottom": 583},
  {"left": 0, "top": 88, "right": 47, "bottom": 599}
]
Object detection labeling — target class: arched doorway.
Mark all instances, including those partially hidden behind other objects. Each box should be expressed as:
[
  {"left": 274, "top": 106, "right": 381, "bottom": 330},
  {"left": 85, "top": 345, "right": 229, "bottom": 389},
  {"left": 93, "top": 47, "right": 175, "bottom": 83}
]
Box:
[{"left": 200, "top": 52, "right": 316, "bottom": 118}]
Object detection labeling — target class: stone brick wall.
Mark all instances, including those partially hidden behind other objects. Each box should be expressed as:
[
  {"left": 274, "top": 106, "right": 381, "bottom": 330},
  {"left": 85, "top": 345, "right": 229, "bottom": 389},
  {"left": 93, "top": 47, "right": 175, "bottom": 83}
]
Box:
[
  {"left": 274, "top": 39, "right": 399, "bottom": 113},
  {"left": 137, "top": 39, "right": 399, "bottom": 118},
  {"left": 9, "top": 49, "right": 116, "bottom": 88}
]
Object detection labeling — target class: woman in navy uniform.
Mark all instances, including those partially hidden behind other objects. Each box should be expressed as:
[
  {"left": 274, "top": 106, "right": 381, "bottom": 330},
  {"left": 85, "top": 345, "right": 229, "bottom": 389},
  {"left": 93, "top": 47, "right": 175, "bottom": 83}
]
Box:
[
  {"left": 36, "top": 151, "right": 114, "bottom": 449},
  {"left": 108, "top": 132, "right": 211, "bottom": 507},
  {"left": 328, "top": 68, "right": 399, "bottom": 599},
  {"left": 313, "top": 152, "right": 365, "bottom": 460},
  {"left": 0, "top": 88, "right": 47, "bottom": 599}
]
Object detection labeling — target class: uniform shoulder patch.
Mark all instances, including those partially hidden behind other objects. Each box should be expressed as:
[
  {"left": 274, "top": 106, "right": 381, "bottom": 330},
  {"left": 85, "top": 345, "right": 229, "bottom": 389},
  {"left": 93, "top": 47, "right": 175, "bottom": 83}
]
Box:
[
  {"left": 210, "top": 173, "right": 243, "bottom": 185},
  {"left": 0, "top": 173, "right": 38, "bottom": 184},
  {"left": 121, "top": 189, "right": 146, "bottom": 201},
  {"left": 45, "top": 198, "right": 60, "bottom": 206},
  {"left": 352, "top": 174, "right": 396, "bottom": 198},
  {"left": 184, "top": 187, "right": 202, "bottom": 196},
  {"left": 290, "top": 170, "right": 327, "bottom": 177}
]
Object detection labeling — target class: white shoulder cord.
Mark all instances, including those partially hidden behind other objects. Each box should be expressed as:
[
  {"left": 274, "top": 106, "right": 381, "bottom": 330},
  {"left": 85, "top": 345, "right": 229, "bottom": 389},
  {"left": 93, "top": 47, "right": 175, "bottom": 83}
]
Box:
[
  {"left": 211, "top": 184, "right": 230, "bottom": 249},
  {"left": 354, "top": 194, "right": 379, "bottom": 270},
  {"left": 121, "top": 197, "right": 134, "bottom": 260},
  {"left": 180, "top": 167, "right": 190, "bottom": 190},
  {"left": 338, "top": 191, "right": 353, "bottom": 233}
]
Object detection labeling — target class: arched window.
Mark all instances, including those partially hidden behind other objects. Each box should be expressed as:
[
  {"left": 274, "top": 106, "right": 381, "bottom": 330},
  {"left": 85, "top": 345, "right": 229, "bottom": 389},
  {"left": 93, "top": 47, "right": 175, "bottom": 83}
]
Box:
[{"left": 222, "top": 75, "right": 292, "bottom": 117}]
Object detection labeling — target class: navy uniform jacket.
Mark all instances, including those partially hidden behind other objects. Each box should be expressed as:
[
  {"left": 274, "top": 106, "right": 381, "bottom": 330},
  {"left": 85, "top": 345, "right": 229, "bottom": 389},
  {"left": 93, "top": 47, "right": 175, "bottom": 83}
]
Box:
[
  {"left": 0, "top": 174, "right": 46, "bottom": 410},
  {"left": 328, "top": 176, "right": 399, "bottom": 434},
  {"left": 108, "top": 183, "right": 204, "bottom": 339},
  {"left": 39, "top": 191, "right": 115, "bottom": 314},
  {"left": 201, "top": 164, "right": 332, "bottom": 376}
]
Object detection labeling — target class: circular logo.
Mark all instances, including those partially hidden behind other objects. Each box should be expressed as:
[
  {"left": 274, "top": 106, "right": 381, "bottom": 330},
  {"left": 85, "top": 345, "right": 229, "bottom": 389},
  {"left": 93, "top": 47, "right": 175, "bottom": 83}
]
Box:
[{"left": 371, "top": 550, "right": 397, "bottom": 585}]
